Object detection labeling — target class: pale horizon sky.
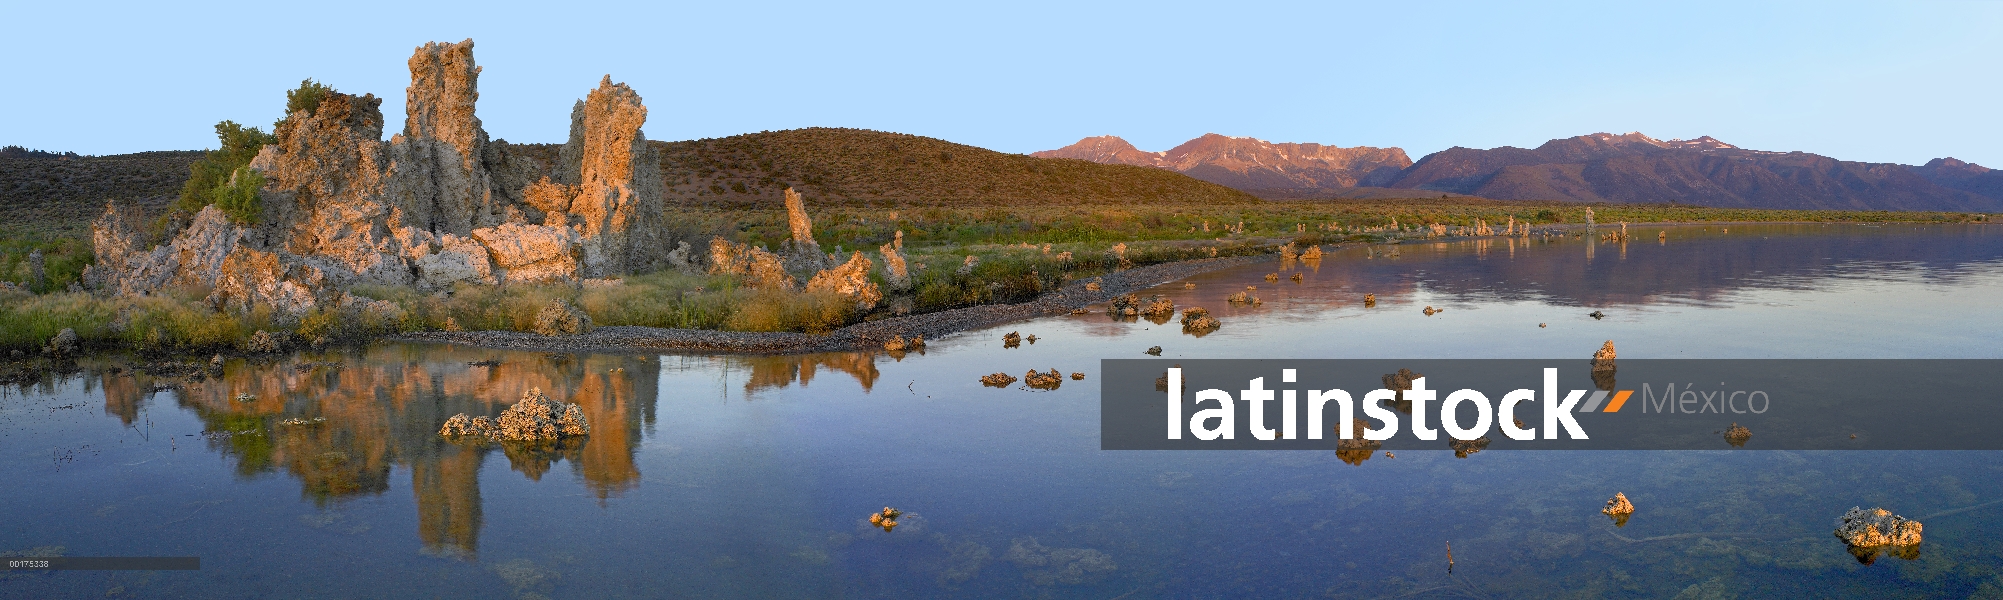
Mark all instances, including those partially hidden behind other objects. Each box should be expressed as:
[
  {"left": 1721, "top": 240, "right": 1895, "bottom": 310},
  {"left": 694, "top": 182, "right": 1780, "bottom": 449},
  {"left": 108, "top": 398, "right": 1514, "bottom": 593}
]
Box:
[{"left": 4, "top": 1, "right": 1999, "bottom": 167}]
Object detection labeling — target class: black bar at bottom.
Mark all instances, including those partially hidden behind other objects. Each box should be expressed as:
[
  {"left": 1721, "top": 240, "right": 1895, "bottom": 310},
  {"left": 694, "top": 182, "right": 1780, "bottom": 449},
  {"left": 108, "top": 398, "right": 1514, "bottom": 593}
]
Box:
[{"left": 4, "top": 557, "right": 200, "bottom": 570}]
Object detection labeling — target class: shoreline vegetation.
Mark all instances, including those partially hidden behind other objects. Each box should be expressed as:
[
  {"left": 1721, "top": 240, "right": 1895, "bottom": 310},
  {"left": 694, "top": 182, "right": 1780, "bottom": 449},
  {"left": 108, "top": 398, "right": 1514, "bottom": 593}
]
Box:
[{"left": 1, "top": 201, "right": 1991, "bottom": 364}]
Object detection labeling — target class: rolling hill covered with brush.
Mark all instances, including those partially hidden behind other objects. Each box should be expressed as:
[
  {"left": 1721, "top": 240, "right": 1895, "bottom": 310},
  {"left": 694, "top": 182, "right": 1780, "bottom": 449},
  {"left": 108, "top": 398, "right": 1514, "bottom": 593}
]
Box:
[
  {"left": 0, "top": 129, "right": 1259, "bottom": 234},
  {"left": 644, "top": 127, "right": 1259, "bottom": 208}
]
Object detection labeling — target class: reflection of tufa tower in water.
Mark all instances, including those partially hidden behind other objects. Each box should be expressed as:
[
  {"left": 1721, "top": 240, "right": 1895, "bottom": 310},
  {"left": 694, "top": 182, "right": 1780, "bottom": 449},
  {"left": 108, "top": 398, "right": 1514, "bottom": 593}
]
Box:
[{"left": 414, "top": 444, "right": 485, "bottom": 557}]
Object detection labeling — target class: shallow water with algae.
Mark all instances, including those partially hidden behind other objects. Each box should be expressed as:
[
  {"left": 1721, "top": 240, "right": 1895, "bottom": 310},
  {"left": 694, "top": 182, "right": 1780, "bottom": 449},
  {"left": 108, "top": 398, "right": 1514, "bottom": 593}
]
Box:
[{"left": 5, "top": 224, "right": 2003, "bottom": 598}]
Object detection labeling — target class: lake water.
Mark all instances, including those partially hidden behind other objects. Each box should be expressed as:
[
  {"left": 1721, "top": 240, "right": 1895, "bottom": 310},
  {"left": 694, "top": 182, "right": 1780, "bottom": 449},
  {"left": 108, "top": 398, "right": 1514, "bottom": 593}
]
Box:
[{"left": 5, "top": 224, "right": 2003, "bottom": 598}]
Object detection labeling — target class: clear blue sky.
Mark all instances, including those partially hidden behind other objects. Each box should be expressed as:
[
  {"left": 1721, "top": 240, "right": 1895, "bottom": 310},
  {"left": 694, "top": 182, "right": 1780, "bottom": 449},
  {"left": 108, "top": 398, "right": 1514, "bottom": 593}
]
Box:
[{"left": 4, "top": 1, "right": 1998, "bottom": 166}]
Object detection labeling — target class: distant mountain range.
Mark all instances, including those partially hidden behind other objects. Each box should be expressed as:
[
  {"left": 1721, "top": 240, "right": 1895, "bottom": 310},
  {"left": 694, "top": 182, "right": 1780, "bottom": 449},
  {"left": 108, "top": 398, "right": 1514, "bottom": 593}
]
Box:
[
  {"left": 1031, "top": 134, "right": 1411, "bottom": 190},
  {"left": 1037, "top": 132, "right": 2003, "bottom": 211}
]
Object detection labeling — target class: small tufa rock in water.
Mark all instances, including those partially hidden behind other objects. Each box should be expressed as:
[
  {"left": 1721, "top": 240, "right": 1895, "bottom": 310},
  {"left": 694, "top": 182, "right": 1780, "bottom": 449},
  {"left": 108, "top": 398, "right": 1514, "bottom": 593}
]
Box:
[
  {"left": 1024, "top": 369, "right": 1063, "bottom": 390},
  {"left": 980, "top": 372, "right": 1018, "bottom": 387},
  {"left": 1447, "top": 436, "right": 1490, "bottom": 458},
  {"left": 1264, "top": 273, "right": 1279, "bottom": 282},
  {"left": 1139, "top": 295, "right": 1176, "bottom": 319},
  {"left": 1003, "top": 331, "right": 1022, "bottom": 348},
  {"left": 533, "top": 299, "right": 593, "bottom": 336},
  {"left": 1834, "top": 507, "right": 1923, "bottom": 563},
  {"left": 1070, "top": 308, "right": 1090, "bottom": 315},
  {"left": 883, "top": 336, "right": 909, "bottom": 352},
  {"left": 1363, "top": 293, "right": 1377, "bottom": 307},
  {"left": 1180, "top": 307, "right": 1221, "bottom": 334},
  {"left": 1069, "top": 372, "right": 1085, "bottom": 380},
  {"left": 1290, "top": 272, "right": 1303, "bottom": 282},
  {"left": 439, "top": 387, "right": 589, "bottom": 441},
  {"left": 869, "top": 507, "right": 903, "bottom": 532},
  {"left": 1422, "top": 306, "right": 1440, "bottom": 316},
  {"left": 1539, "top": 323, "right": 1548, "bottom": 328},
  {"left": 1182, "top": 282, "right": 1196, "bottom": 289},
  {"left": 1588, "top": 310, "right": 1607, "bottom": 320},
  {"left": 1724, "top": 422, "right": 1751, "bottom": 447},
  {"left": 1107, "top": 293, "right": 1141, "bottom": 317},
  {"left": 1603, "top": 492, "right": 1635, "bottom": 515},
  {"left": 1592, "top": 340, "right": 1617, "bottom": 371},
  {"left": 1144, "top": 346, "right": 1163, "bottom": 356},
  {"left": 1603, "top": 492, "right": 1635, "bottom": 526},
  {"left": 1025, "top": 334, "right": 1038, "bottom": 344},
  {"left": 1154, "top": 365, "right": 1184, "bottom": 392}
]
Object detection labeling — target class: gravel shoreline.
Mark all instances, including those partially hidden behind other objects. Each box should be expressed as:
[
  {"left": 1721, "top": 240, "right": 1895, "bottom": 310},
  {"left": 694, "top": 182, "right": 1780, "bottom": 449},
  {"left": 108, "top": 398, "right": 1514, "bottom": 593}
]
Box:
[{"left": 394, "top": 253, "right": 1277, "bottom": 355}]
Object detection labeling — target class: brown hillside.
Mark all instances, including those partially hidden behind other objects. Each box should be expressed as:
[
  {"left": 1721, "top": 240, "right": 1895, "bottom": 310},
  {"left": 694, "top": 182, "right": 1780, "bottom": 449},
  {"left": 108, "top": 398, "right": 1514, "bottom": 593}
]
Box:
[{"left": 647, "top": 128, "right": 1259, "bottom": 208}]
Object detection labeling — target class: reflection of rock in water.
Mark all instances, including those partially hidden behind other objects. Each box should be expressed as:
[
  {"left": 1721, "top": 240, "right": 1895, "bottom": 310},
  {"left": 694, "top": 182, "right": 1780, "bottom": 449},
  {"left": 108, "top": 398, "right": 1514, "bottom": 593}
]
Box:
[
  {"left": 1337, "top": 418, "right": 1382, "bottom": 466},
  {"left": 741, "top": 352, "right": 880, "bottom": 393},
  {"left": 100, "top": 371, "right": 145, "bottom": 425},
  {"left": 1834, "top": 506, "right": 1923, "bottom": 564},
  {"left": 414, "top": 443, "right": 484, "bottom": 558},
  {"left": 1003, "top": 537, "right": 1117, "bottom": 586},
  {"left": 1383, "top": 368, "right": 1422, "bottom": 414},
  {"left": 151, "top": 346, "right": 654, "bottom": 558},
  {"left": 1447, "top": 436, "right": 1490, "bottom": 458},
  {"left": 1591, "top": 367, "right": 1617, "bottom": 392},
  {"left": 500, "top": 438, "right": 587, "bottom": 482}
]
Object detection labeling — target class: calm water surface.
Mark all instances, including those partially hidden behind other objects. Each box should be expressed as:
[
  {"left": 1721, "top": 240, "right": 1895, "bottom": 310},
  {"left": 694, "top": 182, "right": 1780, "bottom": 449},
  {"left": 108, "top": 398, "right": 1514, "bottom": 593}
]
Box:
[{"left": 6, "top": 224, "right": 2003, "bottom": 598}]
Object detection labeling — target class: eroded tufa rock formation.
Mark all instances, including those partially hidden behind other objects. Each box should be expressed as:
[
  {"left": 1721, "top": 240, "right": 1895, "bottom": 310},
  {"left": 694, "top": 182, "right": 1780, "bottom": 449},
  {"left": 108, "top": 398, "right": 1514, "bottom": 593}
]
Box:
[
  {"left": 566, "top": 76, "right": 667, "bottom": 276},
  {"left": 87, "top": 39, "right": 685, "bottom": 317},
  {"left": 708, "top": 238, "right": 795, "bottom": 289},
  {"left": 879, "top": 242, "right": 910, "bottom": 291},
  {"left": 781, "top": 188, "right": 827, "bottom": 272},
  {"left": 804, "top": 252, "right": 882, "bottom": 312},
  {"left": 532, "top": 299, "right": 593, "bottom": 336}
]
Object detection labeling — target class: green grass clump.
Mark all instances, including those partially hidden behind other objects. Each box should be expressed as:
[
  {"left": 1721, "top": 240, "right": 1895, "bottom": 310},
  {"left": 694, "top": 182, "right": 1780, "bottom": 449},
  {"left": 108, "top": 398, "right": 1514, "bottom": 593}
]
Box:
[{"left": 0, "top": 233, "right": 94, "bottom": 293}]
